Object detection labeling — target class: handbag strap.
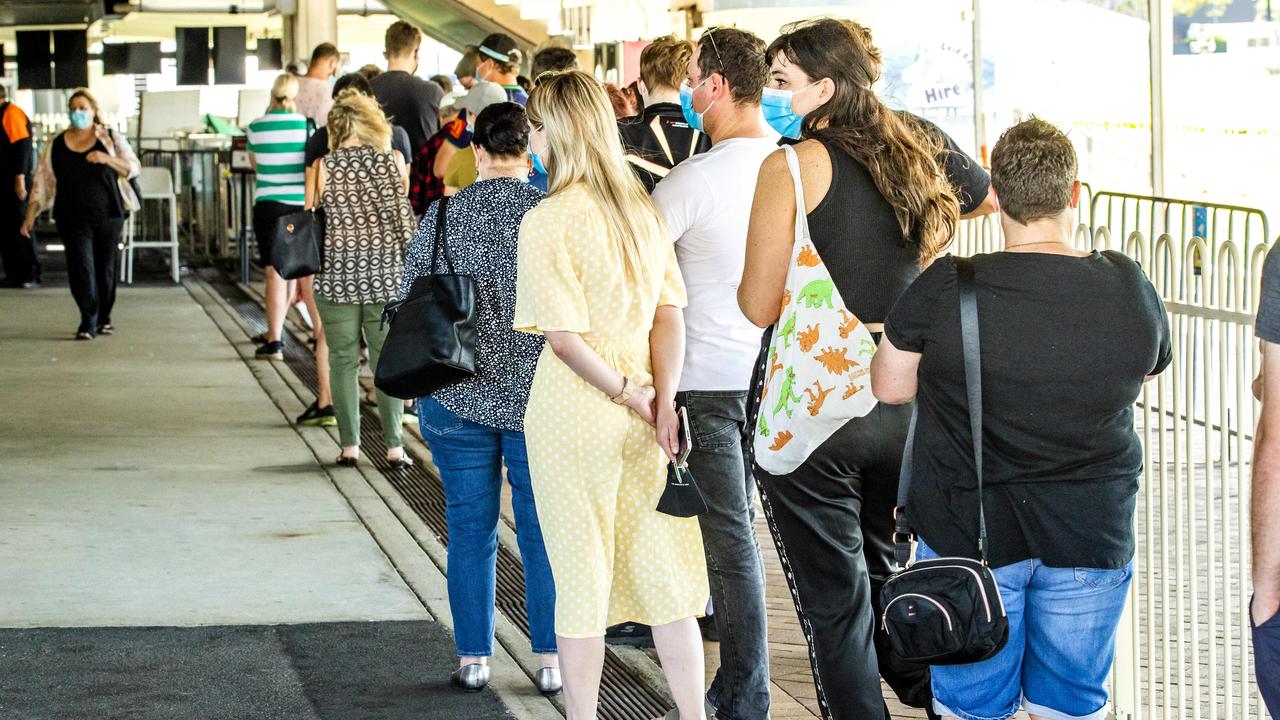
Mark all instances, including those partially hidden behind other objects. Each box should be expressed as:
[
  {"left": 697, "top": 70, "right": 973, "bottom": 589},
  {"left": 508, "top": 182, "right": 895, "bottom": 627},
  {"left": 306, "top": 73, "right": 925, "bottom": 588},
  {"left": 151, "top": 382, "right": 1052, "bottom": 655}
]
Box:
[
  {"left": 893, "top": 256, "right": 988, "bottom": 566},
  {"left": 428, "top": 197, "right": 453, "bottom": 274}
]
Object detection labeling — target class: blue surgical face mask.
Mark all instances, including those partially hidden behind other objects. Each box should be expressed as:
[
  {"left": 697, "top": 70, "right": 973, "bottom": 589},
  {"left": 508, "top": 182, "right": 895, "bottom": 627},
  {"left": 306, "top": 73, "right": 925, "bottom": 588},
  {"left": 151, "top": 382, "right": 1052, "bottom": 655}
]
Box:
[
  {"left": 69, "top": 109, "right": 93, "bottom": 129},
  {"left": 529, "top": 148, "right": 547, "bottom": 176},
  {"left": 761, "top": 82, "right": 819, "bottom": 140},
  {"left": 679, "top": 78, "right": 715, "bottom": 132}
]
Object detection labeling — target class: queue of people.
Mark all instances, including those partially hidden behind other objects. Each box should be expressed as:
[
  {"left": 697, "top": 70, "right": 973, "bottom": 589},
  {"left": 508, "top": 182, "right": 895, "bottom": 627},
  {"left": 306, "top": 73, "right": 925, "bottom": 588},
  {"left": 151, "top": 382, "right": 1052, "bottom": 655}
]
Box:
[
  {"left": 246, "top": 19, "right": 1176, "bottom": 720},
  {"left": 14, "top": 15, "right": 1277, "bottom": 720}
]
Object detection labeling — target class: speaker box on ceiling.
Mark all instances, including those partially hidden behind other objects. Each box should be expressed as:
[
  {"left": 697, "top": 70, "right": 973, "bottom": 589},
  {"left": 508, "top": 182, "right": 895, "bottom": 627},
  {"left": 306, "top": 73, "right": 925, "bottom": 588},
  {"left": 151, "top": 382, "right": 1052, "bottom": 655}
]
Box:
[
  {"left": 53, "top": 30, "right": 88, "bottom": 88},
  {"left": 256, "top": 39, "right": 283, "bottom": 71},
  {"left": 213, "top": 27, "right": 247, "bottom": 85},
  {"left": 176, "top": 27, "right": 210, "bottom": 85},
  {"left": 102, "top": 43, "right": 129, "bottom": 75},
  {"left": 16, "top": 31, "right": 53, "bottom": 90}
]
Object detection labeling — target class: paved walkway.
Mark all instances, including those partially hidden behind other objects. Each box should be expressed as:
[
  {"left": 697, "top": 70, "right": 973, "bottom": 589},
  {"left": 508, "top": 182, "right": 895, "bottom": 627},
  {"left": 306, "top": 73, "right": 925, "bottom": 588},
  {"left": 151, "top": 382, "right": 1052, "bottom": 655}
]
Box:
[{"left": 0, "top": 282, "right": 534, "bottom": 720}]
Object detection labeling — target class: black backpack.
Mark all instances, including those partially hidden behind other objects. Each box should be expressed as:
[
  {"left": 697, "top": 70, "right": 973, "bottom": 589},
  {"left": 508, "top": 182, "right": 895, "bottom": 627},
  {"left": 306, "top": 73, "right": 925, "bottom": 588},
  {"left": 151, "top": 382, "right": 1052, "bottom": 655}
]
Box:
[{"left": 879, "top": 257, "right": 1009, "bottom": 665}]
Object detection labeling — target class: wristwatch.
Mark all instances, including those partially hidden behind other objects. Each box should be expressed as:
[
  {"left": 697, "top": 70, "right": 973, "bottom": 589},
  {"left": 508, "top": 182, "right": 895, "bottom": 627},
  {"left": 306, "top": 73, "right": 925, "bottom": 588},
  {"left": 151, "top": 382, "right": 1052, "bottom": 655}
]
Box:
[{"left": 611, "top": 376, "right": 635, "bottom": 405}]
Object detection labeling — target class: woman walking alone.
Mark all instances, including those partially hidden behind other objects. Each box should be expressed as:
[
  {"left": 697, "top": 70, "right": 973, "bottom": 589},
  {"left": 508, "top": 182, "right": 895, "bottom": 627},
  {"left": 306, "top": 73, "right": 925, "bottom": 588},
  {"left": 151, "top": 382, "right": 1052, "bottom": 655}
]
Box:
[
  {"left": 21, "top": 88, "right": 140, "bottom": 339},
  {"left": 315, "top": 89, "right": 416, "bottom": 467},
  {"left": 515, "top": 70, "right": 709, "bottom": 719}
]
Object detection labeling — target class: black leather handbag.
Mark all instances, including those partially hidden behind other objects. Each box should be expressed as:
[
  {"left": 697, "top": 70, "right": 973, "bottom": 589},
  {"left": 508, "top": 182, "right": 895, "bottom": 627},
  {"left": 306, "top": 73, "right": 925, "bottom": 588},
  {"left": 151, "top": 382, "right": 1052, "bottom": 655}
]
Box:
[
  {"left": 271, "top": 207, "right": 324, "bottom": 280},
  {"left": 879, "top": 257, "right": 1009, "bottom": 666},
  {"left": 374, "top": 197, "right": 477, "bottom": 400}
]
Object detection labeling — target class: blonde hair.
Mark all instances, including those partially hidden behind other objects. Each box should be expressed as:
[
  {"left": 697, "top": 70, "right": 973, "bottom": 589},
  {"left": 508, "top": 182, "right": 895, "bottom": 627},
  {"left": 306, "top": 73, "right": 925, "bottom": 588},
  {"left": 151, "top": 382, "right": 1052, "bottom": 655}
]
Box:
[
  {"left": 326, "top": 88, "right": 391, "bottom": 152},
  {"left": 526, "top": 70, "right": 666, "bottom": 285},
  {"left": 270, "top": 74, "right": 299, "bottom": 112}
]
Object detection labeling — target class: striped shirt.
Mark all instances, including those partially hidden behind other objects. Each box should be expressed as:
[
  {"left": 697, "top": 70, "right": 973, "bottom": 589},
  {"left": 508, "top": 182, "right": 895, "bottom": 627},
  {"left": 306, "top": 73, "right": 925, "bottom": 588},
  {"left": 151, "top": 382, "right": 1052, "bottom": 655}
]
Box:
[{"left": 247, "top": 109, "right": 308, "bottom": 205}]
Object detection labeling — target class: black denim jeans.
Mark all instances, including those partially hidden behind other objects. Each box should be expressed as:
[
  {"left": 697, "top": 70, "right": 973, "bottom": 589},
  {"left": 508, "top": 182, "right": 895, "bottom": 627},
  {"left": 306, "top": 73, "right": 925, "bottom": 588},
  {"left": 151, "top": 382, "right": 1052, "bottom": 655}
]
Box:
[
  {"left": 58, "top": 216, "right": 122, "bottom": 334},
  {"left": 753, "top": 401, "right": 936, "bottom": 720},
  {"left": 1, "top": 194, "right": 40, "bottom": 283},
  {"left": 676, "top": 390, "right": 770, "bottom": 720}
]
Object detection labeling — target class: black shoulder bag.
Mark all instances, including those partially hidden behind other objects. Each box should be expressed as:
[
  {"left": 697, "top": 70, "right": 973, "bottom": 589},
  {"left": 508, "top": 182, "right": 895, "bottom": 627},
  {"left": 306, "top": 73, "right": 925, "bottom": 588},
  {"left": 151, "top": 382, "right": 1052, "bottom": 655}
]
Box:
[
  {"left": 374, "top": 197, "right": 477, "bottom": 400},
  {"left": 879, "top": 257, "right": 1009, "bottom": 665},
  {"left": 272, "top": 119, "right": 324, "bottom": 280}
]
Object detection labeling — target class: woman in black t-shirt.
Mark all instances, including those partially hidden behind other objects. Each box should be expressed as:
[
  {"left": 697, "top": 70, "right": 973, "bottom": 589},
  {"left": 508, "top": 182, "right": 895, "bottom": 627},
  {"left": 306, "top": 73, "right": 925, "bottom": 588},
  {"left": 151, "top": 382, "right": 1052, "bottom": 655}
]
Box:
[
  {"left": 873, "top": 119, "right": 1171, "bottom": 720},
  {"left": 21, "top": 88, "right": 140, "bottom": 340},
  {"left": 737, "top": 18, "right": 994, "bottom": 719}
]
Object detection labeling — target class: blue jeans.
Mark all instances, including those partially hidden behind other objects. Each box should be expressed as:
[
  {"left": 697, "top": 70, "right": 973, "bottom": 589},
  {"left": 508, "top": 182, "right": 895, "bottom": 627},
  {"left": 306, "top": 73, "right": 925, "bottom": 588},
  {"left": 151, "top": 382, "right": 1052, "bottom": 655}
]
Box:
[
  {"left": 1253, "top": 595, "right": 1280, "bottom": 716},
  {"left": 418, "top": 398, "right": 557, "bottom": 656},
  {"left": 917, "top": 541, "right": 1132, "bottom": 720},
  {"left": 677, "top": 390, "right": 770, "bottom": 720}
]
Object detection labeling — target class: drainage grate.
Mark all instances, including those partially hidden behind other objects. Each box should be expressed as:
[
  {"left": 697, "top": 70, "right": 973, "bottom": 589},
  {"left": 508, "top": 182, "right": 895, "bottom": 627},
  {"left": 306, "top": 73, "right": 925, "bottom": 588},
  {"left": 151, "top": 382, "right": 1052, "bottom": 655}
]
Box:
[{"left": 202, "top": 269, "right": 674, "bottom": 720}]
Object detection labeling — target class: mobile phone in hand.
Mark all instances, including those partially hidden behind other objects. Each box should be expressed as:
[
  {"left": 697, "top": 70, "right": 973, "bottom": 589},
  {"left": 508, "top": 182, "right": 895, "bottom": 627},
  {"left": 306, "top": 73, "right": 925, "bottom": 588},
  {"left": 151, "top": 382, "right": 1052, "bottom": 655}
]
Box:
[{"left": 677, "top": 406, "right": 692, "bottom": 467}]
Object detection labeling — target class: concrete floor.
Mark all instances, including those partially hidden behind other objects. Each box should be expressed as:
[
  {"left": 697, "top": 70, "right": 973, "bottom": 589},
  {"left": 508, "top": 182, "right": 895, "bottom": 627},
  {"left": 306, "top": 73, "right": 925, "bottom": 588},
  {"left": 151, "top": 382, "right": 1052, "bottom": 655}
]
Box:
[{"left": 0, "top": 284, "right": 428, "bottom": 627}]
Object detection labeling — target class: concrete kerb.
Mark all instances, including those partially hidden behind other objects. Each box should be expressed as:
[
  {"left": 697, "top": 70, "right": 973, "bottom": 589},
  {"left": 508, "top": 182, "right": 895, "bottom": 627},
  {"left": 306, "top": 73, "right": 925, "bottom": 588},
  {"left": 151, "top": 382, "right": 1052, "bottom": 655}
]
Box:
[{"left": 186, "top": 276, "right": 564, "bottom": 720}]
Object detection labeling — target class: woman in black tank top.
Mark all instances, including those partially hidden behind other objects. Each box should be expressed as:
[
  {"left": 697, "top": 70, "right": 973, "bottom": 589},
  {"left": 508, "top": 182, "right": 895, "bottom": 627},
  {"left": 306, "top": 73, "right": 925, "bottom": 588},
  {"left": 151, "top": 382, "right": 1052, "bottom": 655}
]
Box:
[{"left": 736, "top": 18, "right": 993, "bottom": 720}]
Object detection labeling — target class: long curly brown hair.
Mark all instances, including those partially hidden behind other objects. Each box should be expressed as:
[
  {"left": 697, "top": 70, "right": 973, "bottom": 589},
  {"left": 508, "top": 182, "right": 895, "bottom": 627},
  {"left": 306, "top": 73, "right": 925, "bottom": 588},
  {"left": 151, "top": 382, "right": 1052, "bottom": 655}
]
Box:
[{"left": 767, "top": 19, "right": 960, "bottom": 262}]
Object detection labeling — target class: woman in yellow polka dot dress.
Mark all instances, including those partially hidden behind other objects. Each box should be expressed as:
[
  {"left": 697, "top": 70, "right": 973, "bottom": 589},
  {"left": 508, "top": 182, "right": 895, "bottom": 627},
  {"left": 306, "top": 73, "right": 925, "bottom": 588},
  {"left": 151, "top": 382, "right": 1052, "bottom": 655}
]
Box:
[{"left": 515, "top": 70, "right": 710, "bottom": 719}]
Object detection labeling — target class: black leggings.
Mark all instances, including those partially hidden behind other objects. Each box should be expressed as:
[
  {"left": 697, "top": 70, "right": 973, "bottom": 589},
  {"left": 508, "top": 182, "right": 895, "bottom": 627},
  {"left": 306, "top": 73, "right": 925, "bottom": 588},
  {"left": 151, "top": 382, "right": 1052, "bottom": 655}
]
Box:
[
  {"left": 754, "top": 402, "right": 936, "bottom": 720},
  {"left": 59, "top": 217, "right": 123, "bottom": 335}
]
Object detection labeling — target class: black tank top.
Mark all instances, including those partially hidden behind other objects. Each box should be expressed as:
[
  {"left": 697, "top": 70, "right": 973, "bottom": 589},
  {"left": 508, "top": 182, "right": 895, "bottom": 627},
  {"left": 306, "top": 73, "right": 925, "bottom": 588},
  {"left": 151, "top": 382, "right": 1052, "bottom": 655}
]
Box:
[
  {"left": 51, "top": 133, "right": 123, "bottom": 222},
  {"left": 805, "top": 118, "right": 991, "bottom": 324}
]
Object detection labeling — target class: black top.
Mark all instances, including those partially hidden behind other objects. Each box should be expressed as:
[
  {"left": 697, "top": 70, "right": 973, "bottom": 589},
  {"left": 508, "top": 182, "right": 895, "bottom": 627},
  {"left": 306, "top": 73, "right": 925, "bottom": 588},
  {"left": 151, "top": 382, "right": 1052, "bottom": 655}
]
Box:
[
  {"left": 370, "top": 71, "right": 443, "bottom": 155},
  {"left": 1255, "top": 245, "right": 1280, "bottom": 344},
  {"left": 0, "top": 102, "right": 34, "bottom": 185},
  {"left": 400, "top": 178, "right": 546, "bottom": 432},
  {"left": 305, "top": 124, "right": 412, "bottom": 167},
  {"left": 808, "top": 116, "right": 990, "bottom": 324},
  {"left": 51, "top": 134, "right": 123, "bottom": 222},
  {"left": 885, "top": 251, "right": 1173, "bottom": 569},
  {"left": 618, "top": 102, "right": 712, "bottom": 193}
]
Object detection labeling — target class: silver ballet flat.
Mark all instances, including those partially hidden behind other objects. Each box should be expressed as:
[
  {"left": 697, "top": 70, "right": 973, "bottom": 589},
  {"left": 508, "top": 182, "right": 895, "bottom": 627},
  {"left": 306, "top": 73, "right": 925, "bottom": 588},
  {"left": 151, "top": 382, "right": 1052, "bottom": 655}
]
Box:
[
  {"left": 534, "top": 667, "right": 562, "bottom": 695},
  {"left": 450, "top": 663, "right": 490, "bottom": 692}
]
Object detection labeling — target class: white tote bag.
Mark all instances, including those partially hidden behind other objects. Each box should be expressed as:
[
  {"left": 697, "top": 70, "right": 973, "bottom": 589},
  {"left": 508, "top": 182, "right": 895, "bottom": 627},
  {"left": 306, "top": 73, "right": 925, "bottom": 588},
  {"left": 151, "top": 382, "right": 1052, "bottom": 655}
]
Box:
[{"left": 753, "top": 144, "right": 879, "bottom": 475}]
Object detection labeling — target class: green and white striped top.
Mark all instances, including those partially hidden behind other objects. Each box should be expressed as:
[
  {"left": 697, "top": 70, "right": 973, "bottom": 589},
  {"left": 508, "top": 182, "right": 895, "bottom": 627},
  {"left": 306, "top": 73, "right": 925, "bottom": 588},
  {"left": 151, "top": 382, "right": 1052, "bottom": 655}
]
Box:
[{"left": 247, "top": 109, "right": 308, "bottom": 205}]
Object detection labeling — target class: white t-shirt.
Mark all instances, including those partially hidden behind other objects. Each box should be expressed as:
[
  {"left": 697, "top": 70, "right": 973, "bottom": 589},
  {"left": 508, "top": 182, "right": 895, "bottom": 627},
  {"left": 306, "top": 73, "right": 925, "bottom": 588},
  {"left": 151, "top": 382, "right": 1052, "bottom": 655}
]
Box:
[{"left": 652, "top": 135, "right": 779, "bottom": 392}]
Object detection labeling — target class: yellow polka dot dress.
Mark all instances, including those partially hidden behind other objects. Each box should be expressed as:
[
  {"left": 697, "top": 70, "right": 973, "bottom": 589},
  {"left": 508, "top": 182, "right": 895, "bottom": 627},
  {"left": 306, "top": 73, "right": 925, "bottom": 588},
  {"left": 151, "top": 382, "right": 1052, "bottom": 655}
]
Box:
[{"left": 514, "top": 183, "right": 709, "bottom": 638}]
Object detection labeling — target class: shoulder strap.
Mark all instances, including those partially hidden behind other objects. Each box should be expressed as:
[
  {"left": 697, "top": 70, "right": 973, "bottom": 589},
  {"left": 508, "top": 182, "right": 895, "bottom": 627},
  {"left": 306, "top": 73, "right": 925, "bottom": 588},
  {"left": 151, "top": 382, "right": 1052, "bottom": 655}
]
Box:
[
  {"left": 781, "top": 144, "right": 807, "bottom": 242},
  {"left": 429, "top": 196, "right": 452, "bottom": 274},
  {"left": 893, "top": 256, "right": 987, "bottom": 567}
]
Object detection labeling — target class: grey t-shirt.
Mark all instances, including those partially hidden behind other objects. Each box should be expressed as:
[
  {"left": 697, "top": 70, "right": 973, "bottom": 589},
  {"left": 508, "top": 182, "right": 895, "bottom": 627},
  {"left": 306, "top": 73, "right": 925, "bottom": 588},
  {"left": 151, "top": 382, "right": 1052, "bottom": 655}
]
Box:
[
  {"left": 1258, "top": 247, "right": 1280, "bottom": 343},
  {"left": 369, "top": 70, "right": 443, "bottom": 155}
]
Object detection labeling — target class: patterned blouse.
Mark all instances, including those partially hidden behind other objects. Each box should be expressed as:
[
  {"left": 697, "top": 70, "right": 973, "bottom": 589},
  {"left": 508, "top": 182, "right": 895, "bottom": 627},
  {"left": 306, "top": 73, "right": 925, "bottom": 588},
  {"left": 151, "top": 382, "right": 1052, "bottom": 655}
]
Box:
[
  {"left": 401, "top": 177, "right": 545, "bottom": 432},
  {"left": 316, "top": 145, "right": 415, "bottom": 304}
]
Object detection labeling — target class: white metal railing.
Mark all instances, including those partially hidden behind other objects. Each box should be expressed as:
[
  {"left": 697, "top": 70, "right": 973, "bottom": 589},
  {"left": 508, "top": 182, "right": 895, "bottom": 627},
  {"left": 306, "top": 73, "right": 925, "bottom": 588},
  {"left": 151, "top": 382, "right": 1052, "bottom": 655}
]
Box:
[{"left": 950, "top": 207, "right": 1272, "bottom": 719}]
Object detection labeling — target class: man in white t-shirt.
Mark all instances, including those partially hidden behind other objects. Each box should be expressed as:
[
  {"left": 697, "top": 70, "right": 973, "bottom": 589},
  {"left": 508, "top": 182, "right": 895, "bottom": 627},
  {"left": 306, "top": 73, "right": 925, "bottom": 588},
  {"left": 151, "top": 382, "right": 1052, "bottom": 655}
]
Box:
[{"left": 651, "top": 27, "right": 775, "bottom": 720}]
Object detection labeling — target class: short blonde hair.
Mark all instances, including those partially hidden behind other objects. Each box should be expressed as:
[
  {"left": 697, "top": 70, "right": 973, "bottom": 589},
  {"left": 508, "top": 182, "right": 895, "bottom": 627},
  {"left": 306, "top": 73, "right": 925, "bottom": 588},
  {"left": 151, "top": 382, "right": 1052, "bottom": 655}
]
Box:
[
  {"left": 327, "top": 88, "right": 391, "bottom": 153},
  {"left": 270, "top": 74, "right": 299, "bottom": 112},
  {"left": 639, "top": 36, "right": 694, "bottom": 93}
]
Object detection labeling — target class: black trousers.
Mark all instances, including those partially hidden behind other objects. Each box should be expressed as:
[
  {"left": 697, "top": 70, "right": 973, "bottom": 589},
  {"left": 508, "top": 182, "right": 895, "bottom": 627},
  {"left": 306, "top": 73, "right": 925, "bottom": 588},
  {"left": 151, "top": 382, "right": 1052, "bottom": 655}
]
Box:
[
  {"left": 754, "top": 402, "right": 936, "bottom": 720},
  {"left": 59, "top": 216, "right": 123, "bottom": 334},
  {"left": 1, "top": 194, "right": 40, "bottom": 283}
]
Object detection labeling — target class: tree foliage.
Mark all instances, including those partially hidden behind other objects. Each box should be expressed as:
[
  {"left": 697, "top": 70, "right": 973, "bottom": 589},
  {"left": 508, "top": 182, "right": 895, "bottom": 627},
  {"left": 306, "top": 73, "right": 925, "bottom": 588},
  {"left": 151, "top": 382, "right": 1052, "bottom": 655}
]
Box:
[{"left": 1173, "top": 0, "right": 1232, "bottom": 16}]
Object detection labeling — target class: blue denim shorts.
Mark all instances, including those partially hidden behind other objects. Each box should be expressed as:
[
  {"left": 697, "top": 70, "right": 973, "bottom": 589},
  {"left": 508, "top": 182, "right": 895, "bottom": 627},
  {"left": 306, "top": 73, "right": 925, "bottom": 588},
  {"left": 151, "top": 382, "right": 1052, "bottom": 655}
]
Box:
[{"left": 916, "top": 541, "right": 1133, "bottom": 720}]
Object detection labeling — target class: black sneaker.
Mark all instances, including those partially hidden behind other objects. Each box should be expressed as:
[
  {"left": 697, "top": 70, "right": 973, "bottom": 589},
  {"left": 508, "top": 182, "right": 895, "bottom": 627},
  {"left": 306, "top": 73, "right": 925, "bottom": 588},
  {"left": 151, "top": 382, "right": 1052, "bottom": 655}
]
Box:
[
  {"left": 296, "top": 401, "right": 337, "bottom": 427},
  {"left": 255, "top": 340, "right": 284, "bottom": 360},
  {"left": 605, "top": 622, "right": 654, "bottom": 648}
]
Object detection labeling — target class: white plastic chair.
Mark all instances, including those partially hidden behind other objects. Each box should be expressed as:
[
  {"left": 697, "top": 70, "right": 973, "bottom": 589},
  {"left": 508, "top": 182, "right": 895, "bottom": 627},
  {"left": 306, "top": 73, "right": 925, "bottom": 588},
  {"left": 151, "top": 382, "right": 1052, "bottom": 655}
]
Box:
[{"left": 120, "top": 167, "right": 180, "bottom": 284}]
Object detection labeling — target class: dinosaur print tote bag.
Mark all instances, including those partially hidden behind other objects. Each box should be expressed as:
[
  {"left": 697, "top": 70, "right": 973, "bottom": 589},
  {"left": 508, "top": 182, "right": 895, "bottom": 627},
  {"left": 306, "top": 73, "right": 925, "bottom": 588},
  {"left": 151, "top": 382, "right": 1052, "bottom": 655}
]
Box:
[{"left": 752, "top": 144, "right": 879, "bottom": 476}]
